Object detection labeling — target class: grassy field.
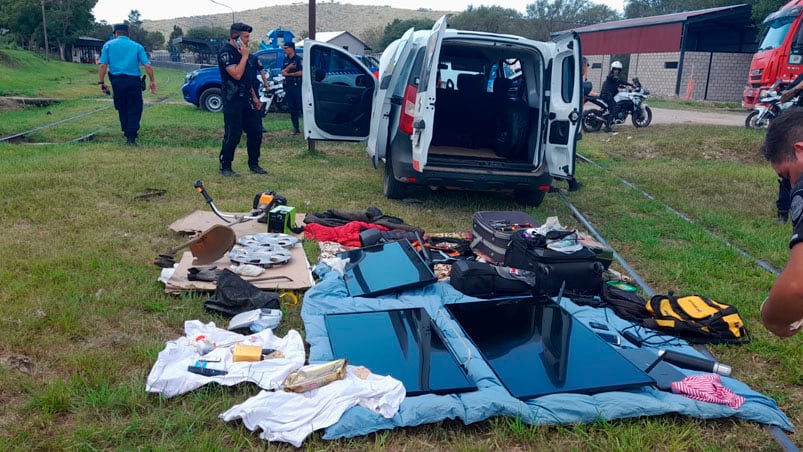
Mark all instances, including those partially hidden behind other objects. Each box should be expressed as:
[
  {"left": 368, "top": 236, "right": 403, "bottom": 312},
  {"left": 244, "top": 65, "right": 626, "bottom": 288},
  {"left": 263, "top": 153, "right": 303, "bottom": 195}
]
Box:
[{"left": 0, "top": 48, "right": 800, "bottom": 450}]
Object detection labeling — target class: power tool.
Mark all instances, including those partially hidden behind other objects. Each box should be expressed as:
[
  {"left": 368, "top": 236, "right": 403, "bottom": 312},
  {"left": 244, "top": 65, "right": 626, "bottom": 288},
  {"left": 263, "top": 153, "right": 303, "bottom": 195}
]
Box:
[{"left": 253, "top": 190, "right": 287, "bottom": 223}]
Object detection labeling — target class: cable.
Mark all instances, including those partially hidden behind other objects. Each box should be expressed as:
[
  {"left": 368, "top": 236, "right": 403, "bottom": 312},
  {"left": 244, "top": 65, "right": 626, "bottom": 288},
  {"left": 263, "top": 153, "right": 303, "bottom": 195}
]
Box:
[{"left": 576, "top": 153, "right": 779, "bottom": 276}]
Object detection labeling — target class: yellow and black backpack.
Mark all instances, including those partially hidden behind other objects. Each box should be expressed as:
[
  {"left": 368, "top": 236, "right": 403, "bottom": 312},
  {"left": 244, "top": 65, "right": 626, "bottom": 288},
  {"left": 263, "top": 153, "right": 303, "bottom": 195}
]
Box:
[{"left": 644, "top": 291, "right": 750, "bottom": 344}]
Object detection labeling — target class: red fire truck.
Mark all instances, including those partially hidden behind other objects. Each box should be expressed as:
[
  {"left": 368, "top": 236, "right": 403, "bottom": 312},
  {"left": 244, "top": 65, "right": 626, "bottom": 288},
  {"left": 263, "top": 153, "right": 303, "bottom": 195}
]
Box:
[{"left": 743, "top": 0, "right": 803, "bottom": 108}]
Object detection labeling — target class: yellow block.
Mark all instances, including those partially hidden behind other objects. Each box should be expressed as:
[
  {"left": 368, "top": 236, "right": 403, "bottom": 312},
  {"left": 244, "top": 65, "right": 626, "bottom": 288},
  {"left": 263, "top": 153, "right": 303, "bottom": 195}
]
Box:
[{"left": 232, "top": 344, "right": 263, "bottom": 362}]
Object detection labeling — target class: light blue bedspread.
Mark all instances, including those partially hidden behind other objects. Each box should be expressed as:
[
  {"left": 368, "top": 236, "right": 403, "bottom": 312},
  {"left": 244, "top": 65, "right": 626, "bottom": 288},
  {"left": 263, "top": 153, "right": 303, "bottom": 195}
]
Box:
[{"left": 301, "top": 264, "right": 793, "bottom": 440}]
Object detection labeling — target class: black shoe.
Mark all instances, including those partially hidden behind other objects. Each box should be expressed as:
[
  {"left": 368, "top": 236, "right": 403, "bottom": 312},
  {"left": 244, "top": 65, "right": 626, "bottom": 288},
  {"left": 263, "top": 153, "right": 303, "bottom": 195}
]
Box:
[
  {"left": 604, "top": 124, "right": 612, "bottom": 132},
  {"left": 249, "top": 165, "right": 268, "bottom": 175},
  {"left": 568, "top": 179, "right": 584, "bottom": 192},
  {"left": 219, "top": 168, "right": 240, "bottom": 177},
  {"left": 125, "top": 137, "right": 137, "bottom": 146},
  {"left": 777, "top": 210, "right": 789, "bottom": 224},
  {"left": 292, "top": 129, "right": 300, "bottom": 135}
]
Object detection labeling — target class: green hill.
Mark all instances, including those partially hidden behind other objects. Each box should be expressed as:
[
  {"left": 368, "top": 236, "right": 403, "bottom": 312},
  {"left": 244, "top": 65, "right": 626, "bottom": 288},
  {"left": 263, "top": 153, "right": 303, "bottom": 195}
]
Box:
[{"left": 143, "top": 3, "right": 452, "bottom": 48}]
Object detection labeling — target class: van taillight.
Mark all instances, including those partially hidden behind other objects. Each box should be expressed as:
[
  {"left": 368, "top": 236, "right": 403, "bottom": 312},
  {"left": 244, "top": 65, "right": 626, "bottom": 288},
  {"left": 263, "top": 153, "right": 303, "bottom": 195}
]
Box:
[{"left": 399, "top": 84, "right": 417, "bottom": 135}]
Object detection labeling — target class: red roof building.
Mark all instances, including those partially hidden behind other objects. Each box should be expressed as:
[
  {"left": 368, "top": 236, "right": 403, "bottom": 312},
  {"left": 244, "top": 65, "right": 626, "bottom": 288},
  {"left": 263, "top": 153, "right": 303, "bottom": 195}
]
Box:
[{"left": 559, "top": 5, "right": 756, "bottom": 102}]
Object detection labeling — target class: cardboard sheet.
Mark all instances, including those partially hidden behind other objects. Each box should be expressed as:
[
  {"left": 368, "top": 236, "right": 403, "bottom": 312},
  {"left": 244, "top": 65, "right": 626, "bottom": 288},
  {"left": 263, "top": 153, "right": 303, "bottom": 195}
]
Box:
[{"left": 163, "top": 210, "right": 313, "bottom": 293}]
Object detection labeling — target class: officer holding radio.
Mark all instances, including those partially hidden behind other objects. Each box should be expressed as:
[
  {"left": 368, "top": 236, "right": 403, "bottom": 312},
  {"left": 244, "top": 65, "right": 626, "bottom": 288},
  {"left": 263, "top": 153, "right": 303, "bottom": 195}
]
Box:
[
  {"left": 217, "top": 22, "right": 267, "bottom": 177},
  {"left": 281, "top": 41, "right": 303, "bottom": 135}
]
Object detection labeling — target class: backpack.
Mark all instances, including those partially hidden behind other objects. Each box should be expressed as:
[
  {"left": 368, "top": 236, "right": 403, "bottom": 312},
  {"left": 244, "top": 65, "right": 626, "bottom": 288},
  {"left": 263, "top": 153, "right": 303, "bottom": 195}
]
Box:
[{"left": 644, "top": 291, "right": 750, "bottom": 344}]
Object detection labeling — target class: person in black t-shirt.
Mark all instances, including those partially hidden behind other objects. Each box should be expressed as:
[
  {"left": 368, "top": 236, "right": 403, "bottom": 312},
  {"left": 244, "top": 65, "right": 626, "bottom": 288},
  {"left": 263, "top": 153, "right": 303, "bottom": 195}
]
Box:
[
  {"left": 217, "top": 22, "right": 266, "bottom": 177},
  {"left": 759, "top": 108, "right": 803, "bottom": 337},
  {"left": 281, "top": 41, "right": 303, "bottom": 135}
]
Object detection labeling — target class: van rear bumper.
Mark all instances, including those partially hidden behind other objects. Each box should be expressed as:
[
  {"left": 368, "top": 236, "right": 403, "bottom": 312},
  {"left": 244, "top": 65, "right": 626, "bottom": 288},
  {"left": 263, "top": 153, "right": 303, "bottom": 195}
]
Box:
[{"left": 388, "top": 135, "right": 552, "bottom": 192}]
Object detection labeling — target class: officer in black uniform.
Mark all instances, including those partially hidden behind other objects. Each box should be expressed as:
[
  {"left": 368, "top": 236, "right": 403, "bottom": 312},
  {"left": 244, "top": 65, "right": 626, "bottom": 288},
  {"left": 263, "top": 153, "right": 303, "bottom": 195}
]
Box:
[
  {"left": 281, "top": 41, "right": 303, "bottom": 135},
  {"left": 759, "top": 108, "right": 803, "bottom": 337},
  {"left": 217, "top": 22, "right": 266, "bottom": 177},
  {"left": 599, "top": 61, "right": 632, "bottom": 132}
]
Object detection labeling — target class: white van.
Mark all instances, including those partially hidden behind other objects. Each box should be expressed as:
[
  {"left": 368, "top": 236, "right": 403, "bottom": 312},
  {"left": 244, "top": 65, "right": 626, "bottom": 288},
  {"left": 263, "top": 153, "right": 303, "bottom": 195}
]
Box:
[{"left": 302, "top": 16, "right": 581, "bottom": 206}]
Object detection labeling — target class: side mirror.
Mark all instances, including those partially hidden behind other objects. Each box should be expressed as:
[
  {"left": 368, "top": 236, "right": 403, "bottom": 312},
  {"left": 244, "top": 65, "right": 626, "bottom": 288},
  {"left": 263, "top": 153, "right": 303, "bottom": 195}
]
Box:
[{"left": 355, "top": 75, "right": 366, "bottom": 87}]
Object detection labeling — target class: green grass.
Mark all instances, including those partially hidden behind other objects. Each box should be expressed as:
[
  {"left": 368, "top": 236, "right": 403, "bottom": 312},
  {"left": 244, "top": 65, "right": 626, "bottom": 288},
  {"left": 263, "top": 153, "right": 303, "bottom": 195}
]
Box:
[{"left": 0, "top": 48, "right": 800, "bottom": 450}]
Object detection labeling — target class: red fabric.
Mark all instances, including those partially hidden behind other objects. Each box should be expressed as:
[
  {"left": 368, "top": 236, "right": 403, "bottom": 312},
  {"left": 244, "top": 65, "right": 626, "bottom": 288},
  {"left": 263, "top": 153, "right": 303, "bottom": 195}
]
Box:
[
  {"left": 304, "top": 221, "right": 390, "bottom": 247},
  {"left": 671, "top": 374, "right": 745, "bottom": 410}
]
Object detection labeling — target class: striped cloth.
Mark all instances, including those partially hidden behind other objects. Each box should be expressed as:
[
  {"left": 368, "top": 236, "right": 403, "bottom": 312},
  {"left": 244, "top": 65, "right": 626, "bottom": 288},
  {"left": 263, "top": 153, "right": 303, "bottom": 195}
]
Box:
[{"left": 671, "top": 374, "right": 745, "bottom": 409}]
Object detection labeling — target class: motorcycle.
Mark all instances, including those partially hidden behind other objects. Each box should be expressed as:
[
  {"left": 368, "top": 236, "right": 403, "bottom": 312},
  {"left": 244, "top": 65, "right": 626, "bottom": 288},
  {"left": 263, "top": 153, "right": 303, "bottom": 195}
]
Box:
[
  {"left": 744, "top": 81, "right": 798, "bottom": 129},
  {"left": 582, "top": 77, "right": 652, "bottom": 133},
  {"left": 260, "top": 75, "right": 289, "bottom": 114}
]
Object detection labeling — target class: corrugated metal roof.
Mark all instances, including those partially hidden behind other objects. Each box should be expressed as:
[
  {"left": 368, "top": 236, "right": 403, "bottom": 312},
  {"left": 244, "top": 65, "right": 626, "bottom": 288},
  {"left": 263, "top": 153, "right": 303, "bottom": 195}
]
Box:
[{"left": 566, "top": 4, "right": 750, "bottom": 33}]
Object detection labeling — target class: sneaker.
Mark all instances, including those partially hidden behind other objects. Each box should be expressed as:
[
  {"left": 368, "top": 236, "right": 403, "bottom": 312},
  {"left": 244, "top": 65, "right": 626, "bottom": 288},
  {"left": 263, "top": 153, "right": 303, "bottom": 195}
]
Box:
[
  {"left": 777, "top": 210, "right": 789, "bottom": 224},
  {"left": 219, "top": 168, "right": 240, "bottom": 177},
  {"left": 568, "top": 179, "right": 584, "bottom": 192},
  {"left": 249, "top": 165, "right": 268, "bottom": 175}
]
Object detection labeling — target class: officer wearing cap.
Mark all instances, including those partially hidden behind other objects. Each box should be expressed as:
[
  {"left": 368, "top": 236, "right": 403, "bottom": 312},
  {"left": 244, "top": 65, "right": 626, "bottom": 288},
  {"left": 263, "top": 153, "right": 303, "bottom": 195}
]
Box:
[
  {"left": 217, "top": 22, "right": 267, "bottom": 177},
  {"left": 98, "top": 23, "right": 156, "bottom": 146},
  {"left": 760, "top": 108, "right": 803, "bottom": 337},
  {"left": 281, "top": 41, "right": 303, "bottom": 135}
]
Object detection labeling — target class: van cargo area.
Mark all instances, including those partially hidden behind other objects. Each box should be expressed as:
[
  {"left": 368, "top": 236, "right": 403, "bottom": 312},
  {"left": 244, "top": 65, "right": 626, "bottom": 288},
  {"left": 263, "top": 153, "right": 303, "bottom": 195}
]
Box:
[{"left": 430, "top": 40, "right": 542, "bottom": 166}]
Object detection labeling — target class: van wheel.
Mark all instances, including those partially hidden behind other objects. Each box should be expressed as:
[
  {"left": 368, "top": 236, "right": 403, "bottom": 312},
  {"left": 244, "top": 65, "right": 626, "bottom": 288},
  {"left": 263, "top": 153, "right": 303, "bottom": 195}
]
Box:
[
  {"left": 383, "top": 158, "right": 406, "bottom": 199},
  {"left": 514, "top": 189, "right": 546, "bottom": 207},
  {"left": 200, "top": 88, "right": 223, "bottom": 113}
]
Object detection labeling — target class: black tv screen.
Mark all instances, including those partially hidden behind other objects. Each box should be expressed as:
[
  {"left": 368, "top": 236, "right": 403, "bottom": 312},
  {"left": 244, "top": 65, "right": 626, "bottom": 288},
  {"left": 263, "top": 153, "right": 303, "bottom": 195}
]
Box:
[
  {"left": 338, "top": 240, "right": 436, "bottom": 297},
  {"left": 447, "top": 297, "right": 653, "bottom": 399},
  {"left": 325, "top": 307, "right": 477, "bottom": 396}
]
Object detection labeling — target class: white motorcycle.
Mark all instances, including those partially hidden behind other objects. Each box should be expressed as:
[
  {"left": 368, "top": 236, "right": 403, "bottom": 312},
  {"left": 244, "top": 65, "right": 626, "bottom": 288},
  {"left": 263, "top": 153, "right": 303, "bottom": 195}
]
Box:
[
  {"left": 745, "top": 81, "right": 798, "bottom": 129},
  {"left": 582, "top": 77, "right": 652, "bottom": 132}
]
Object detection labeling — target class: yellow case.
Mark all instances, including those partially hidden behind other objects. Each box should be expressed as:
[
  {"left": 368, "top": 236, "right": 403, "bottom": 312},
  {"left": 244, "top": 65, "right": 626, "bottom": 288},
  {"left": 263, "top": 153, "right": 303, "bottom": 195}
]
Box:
[{"left": 232, "top": 344, "right": 263, "bottom": 362}]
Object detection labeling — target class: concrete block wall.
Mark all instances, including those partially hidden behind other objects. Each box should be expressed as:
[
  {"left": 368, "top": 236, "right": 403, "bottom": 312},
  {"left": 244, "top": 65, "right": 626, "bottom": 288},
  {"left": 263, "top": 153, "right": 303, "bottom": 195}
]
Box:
[
  {"left": 629, "top": 52, "right": 681, "bottom": 98},
  {"left": 586, "top": 51, "right": 753, "bottom": 102}
]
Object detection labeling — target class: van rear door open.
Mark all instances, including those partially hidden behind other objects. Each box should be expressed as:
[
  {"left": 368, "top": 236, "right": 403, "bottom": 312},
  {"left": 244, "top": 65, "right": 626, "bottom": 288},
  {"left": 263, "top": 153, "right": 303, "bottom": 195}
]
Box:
[
  {"left": 544, "top": 32, "right": 581, "bottom": 180},
  {"left": 366, "top": 27, "right": 415, "bottom": 167},
  {"left": 411, "top": 15, "right": 449, "bottom": 172}
]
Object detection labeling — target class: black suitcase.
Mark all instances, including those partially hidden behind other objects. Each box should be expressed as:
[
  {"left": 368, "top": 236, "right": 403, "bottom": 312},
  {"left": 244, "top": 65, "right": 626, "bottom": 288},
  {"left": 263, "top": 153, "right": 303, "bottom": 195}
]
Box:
[
  {"left": 470, "top": 211, "right": 540, "bottom": 264},
  {"left": 504, "top": 229, "right": 604, "bottom": 297},
  {"left": 449, "top": 260, "right": 535, "bottom": 298}
]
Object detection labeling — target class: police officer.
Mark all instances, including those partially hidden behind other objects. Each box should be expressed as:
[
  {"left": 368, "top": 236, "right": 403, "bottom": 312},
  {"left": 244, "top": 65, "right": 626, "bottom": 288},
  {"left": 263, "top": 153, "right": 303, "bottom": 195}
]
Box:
[
  {"left": 98, "top": 23, "right": 156, "bottom": 146},
  {"left": 281, "top": 41, "right": 303, "bottom": 135},
  {"left": 599, "top": 61, "right": 632, "bottom": 132},
  {"left": 760, "top": 108, "right": 803, "bottom": 337},
  {"left": 218, "top": 22, "right": 267, "bottom": 177}
]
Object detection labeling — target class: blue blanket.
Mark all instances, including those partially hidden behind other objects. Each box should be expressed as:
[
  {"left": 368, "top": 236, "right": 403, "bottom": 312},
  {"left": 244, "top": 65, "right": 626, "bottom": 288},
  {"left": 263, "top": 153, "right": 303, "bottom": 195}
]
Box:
[{"left": 301, "top": 264, "right": 793, "bottom": 440}]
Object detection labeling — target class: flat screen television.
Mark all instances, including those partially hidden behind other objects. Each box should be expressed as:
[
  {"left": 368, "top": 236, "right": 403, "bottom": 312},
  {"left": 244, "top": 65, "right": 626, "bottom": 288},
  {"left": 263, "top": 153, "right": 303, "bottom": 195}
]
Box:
[
  {"left": 337, "top": 240, "right": 437, "bottom": 297},
  {"left": 446, "top": 297, "right": 653, "bottom": 399},
  {"left": 325, "top": 307, "right": 477, "bottom": 396}
]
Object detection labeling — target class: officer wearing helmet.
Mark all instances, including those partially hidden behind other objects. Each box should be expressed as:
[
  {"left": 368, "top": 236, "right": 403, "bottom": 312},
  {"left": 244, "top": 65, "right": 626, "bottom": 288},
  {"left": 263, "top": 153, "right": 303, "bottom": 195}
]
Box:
[{"left": 600, "top": 61, "right": 633, "bottom": 132}]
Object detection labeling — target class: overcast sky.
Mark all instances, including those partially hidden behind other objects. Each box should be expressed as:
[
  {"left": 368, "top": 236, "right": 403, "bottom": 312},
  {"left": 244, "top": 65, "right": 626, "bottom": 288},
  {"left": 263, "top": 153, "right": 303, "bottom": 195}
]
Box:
[{"left": 92, "top": 0, "right": 625, "bottom": 23}]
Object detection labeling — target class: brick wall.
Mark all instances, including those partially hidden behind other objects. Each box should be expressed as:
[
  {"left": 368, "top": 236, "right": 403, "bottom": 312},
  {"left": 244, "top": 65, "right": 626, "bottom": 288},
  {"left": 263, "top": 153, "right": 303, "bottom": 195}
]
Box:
[{"left": 586, "top": 51, "right": 752, "bottom": 102}]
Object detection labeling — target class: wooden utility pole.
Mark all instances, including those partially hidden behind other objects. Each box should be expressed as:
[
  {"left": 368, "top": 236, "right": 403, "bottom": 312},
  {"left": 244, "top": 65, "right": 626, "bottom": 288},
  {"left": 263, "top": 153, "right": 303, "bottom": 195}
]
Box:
[
  {"left": 308, "top": 0, "right": 316, "bottom": 152},
  {"left": 40, "top": 0, "right": 49, "bottom": 59}
]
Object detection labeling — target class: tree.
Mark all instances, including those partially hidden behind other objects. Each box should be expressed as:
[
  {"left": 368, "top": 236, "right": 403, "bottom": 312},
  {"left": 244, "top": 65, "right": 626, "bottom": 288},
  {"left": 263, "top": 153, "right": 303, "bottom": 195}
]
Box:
[
  {"left": 378, "top": 18, "right": 436, "bottom": 51},
  {"left": 47, "top": 0, "right": 97, "bottom": 60},
  {"left": 527, "top": 0, "right": 620, "bottom": 35},
  {"left": 185, "top": 26, "right": 228, "bottom": 42},
  {"left": 169, "top": 25, "right": 183, "bottom": 43},
  {"left": 450, "top": 6, "right": 524, "bottom": 35},
  {"left": 623, "top": 0, "right": 737, "bottom": 19}
]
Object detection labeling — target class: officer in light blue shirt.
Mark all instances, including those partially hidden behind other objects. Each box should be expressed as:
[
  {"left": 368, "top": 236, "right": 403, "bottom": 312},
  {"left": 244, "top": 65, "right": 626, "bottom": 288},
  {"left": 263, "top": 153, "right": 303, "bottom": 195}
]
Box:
[{"left": 98, "top": 23, "right": 157, "bottom": 146}]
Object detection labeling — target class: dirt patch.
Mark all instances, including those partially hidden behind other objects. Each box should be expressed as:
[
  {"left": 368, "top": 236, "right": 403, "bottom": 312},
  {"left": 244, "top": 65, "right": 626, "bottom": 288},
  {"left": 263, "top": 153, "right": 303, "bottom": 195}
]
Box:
[
  {"left": 0, "top": 97, "right": 21, "bottom": 112},
  {"left": 0, "top": 353, "right": 35, "bottom": 374}
]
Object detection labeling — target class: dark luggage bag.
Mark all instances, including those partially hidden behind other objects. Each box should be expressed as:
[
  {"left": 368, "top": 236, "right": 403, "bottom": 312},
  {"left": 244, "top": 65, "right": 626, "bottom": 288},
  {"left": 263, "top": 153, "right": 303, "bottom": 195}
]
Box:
[
  {"left": 449, "top": 260, "right": 535, "bottom": 298},
  {"left": 470, "top": 211, "right": 540, "bottom": 264},
  {"left": 504, "top": 229, "right": 604, "bottom": 297}
]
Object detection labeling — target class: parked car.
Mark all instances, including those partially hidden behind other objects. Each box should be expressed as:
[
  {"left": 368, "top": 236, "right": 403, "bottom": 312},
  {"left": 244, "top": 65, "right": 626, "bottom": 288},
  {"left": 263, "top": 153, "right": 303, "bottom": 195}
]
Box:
[
  {"left": 301, "top": 16, "right": 581, "bottom": 206},
  {"left": 181, "top": 46, "right": 303, "bottom": 112}
]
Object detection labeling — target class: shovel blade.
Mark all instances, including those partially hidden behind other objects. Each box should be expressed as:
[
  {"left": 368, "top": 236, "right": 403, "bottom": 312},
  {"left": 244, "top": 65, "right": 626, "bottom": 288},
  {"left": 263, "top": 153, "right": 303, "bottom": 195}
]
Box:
[{"left": 188, "top": 224, "right": 237, "bottom": 265}]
